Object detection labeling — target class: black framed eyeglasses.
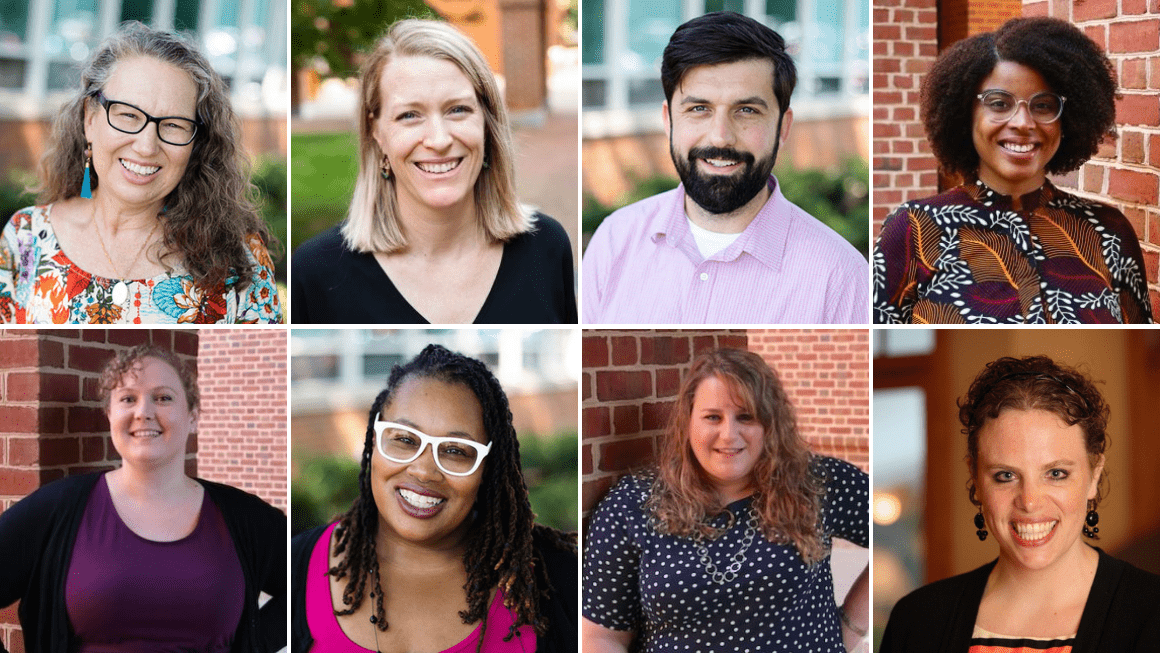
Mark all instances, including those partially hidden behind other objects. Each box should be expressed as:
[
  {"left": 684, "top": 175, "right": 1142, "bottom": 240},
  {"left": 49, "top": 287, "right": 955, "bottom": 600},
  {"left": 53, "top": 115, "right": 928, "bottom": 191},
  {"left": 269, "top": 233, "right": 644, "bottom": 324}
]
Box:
[
  {"left": 976, "top": 89, "right": 1066, "bottom": 124},
  {"left": 94, "top": 92, "right": 201, "bottom": 146}
]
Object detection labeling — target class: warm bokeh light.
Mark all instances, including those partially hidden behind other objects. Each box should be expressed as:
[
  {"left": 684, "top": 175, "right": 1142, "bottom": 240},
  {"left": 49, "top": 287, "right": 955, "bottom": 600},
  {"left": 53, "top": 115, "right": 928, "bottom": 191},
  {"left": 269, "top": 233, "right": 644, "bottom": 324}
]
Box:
[{"left": 874, "top": 491, "right": 902, "bottom": 525}]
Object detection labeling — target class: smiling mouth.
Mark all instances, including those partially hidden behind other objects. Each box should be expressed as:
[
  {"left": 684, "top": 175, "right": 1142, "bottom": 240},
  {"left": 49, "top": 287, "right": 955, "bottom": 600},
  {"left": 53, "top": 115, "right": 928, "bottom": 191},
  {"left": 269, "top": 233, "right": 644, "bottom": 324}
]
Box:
[
  {"left": 704, "top": 158, "right": 740, "bottom": 168},
  {"left": 415, "top": 159, "right": 462, "bottom": 174},
  {"left": 130, "top": 429, "right": 161, "bottom": 438},
  {"left": 1000, "top": 142, "right": 1038, "bottom": 155},
  {"left": 120, "top": 159, "right": 160, "bottom": 176},
  {"left": 713, "top": 447, "right": 745, "bottom": 456},
  {"left": 1011, "top": 519, "right": 1058, "bottom": 545},
  {"left": 398, "top": 487, "right": 446, "bottom": 509}
]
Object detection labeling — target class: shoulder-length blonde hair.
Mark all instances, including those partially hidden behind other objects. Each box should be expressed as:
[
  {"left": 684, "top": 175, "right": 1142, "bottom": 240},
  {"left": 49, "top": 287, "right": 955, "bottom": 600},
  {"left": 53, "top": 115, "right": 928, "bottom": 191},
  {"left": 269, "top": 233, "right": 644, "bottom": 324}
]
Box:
[
  {"left": 645, "top": 348, "right": 827, "bottom": 564},
  {"left": 342, "top": 19, "right": 532, "bottom": 253},
  {"left": 36, "top": 21, "right": 270, "bottom": 289}
]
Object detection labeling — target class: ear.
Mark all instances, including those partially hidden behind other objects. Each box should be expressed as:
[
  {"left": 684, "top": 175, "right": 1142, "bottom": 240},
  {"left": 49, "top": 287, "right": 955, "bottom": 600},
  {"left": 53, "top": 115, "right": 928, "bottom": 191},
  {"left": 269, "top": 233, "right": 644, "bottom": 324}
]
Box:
[
  {"left": 1087, "top": 453, "right": 1105, "bottom": 501},
  {"left": 777, "top": 107, "right": 794, "bottom": 147},
  {"left": 369, "top": 112, "right": 388, "bottom": 159},
  {"left": 83, "top": 96, "right": 97, "bottom": 143},
  {"left": 189, "top": 407, "right": 200, "bottom": 434},
  {"left": 662, "top": 101, "right": 671, "bottom": 140}
]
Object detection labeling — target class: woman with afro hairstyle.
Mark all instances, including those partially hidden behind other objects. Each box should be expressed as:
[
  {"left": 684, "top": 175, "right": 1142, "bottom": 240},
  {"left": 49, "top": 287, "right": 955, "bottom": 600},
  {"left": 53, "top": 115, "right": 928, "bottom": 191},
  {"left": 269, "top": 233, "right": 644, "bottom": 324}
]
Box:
[
  {"left": 872, "top": 17, "right": 1153, "bottom": 325},
  {"left": 290, "top": 344, "right": 576, "bottom": 652},
  {"left": 881, "top": 355, "right": 1160, "bottom": 651}
]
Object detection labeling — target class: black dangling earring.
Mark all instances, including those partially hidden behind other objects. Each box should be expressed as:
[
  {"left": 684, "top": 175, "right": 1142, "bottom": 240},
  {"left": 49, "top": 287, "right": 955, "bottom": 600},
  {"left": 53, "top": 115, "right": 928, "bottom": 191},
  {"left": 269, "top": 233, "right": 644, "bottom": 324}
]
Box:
[
  {"left": 1083, "top": 501, "right": 1100, "bottom": 538},
  {"left": 974, "top": 510, "right": 988, "bottom": 541}
]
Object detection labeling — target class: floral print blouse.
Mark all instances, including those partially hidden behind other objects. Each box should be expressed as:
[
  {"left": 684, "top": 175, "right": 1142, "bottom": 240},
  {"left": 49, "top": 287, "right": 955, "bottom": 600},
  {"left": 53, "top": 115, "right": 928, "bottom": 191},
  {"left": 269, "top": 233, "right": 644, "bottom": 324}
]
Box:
[
  {"left": 0, "top": 205, "right": 282, "bottom": 324},
  {"left": 873, "top": 180, "right": 1153, "bottom": 324}
]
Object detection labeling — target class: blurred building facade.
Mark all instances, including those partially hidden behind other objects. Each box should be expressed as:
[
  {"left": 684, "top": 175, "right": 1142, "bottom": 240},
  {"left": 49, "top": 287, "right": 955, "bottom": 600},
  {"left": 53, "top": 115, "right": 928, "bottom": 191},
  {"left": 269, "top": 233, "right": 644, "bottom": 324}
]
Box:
[
  {"left": 582, "top": 0, "right": 870, "bottom": 204},
  {"left": 0, "top": 0, "right": 288, "bottom": 175}
]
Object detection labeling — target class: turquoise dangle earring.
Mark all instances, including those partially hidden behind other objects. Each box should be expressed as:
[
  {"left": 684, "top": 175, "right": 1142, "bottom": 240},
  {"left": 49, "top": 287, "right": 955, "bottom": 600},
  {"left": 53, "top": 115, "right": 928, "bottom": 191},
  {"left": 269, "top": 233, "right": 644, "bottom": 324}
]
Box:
[{"left": 81, "top": 142, "right": 93, "bottom": 199}]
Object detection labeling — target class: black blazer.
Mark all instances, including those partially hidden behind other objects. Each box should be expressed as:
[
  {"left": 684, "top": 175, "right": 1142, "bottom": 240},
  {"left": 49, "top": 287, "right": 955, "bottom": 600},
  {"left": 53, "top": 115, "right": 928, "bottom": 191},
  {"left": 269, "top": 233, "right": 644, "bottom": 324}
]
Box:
[
  {"left": 881, "top": 547, "right": 1160, "bottom": 652},
  {"left": 291, "top": 522, "right": 577, "bottom": 652}
]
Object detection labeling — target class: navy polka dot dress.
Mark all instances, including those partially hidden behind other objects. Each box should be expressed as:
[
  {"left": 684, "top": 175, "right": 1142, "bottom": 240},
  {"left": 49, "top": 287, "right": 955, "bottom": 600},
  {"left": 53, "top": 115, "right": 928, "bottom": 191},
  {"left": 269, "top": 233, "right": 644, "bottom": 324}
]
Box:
[{"left": 583, "top": 456, "right": 868, "bottom": 652}]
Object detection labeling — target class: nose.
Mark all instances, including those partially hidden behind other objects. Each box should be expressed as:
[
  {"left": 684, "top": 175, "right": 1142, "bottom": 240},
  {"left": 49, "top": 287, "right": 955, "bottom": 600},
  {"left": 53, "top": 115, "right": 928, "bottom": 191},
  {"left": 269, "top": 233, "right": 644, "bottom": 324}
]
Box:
[
  {"left": 133, "top": 397, "right": 156, "bottom": 420},
  {"left": 132, "top": 123, "right": 163, "bottom": 155},
  {"left": 1006, "top": 101, "right": 1035, "bottom": 129},
  {"left": 408, "top": 444, "right": 445, "bottom": 480},
  {"left": 424, "top": 116, "right": 453, "bottom": 150},
  {"left": 1016, "top": 480, "right": 1041, "bottom": 511},
  {"left": 707, "top": 111, "right": 737, "bottom": 148}
]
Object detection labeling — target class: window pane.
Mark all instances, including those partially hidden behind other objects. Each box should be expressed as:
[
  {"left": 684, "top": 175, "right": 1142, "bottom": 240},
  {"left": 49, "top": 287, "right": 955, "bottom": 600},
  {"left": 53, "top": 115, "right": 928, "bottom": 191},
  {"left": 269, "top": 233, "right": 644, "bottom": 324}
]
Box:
[
  {"left": 0, "top": 0, "right": 30, "bottom": 42},
  {"left": 175, "top": 0, "right": 201, "bottom": 32},
  {"left": 582, "top": 79, "right": 606, "bottom": 108},
  {"left": 0, "top": 58, "right": 26, "bottom": 88},
  {"left": 47, "top": 0, "right": 99, "bottom": 66},
  {"left": 624, "top": 0, "right": 680, "bottom": 74},
  {"left": 812, "top": 0, "right": 844, "bottom": 66},
  {"left": 582, "top": 0, "right": 604, "bottom": 65},
  {"left": 627, "top": 77, "right": 663, "bottom": 106},
  {"left": 706, "top": 0, "right": 744, "bottom": 13},
  {"left": 121, "top": 0, "right": 154, "bottom": 24},
  {"left": 766, "top": 0, "right": 796, "bottom": 24}
]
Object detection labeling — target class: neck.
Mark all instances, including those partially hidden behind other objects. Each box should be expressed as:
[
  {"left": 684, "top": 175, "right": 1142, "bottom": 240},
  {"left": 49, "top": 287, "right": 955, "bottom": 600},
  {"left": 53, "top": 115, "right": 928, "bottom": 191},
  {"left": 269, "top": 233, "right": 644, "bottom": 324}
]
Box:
[
  {"left": 685, "top": 183, "right": 771, "bottom": 235},
  {"left": 977, "top": 171, "right": 1046, "bottom": 210},
  {"left": 989, "top": 539, "right": 1098, "bottom": 601},
  {"left": 375, "top": 525, "right": 469, "bottom": 572},
  {"left": 393, "top": 194, "right": 485, "bottom": 256},
  {"left": 108, "top": 462, "right": 193, "bottom": 499},
  {"left": 91, "top": 189, "right": 164, "bottom": 235}
]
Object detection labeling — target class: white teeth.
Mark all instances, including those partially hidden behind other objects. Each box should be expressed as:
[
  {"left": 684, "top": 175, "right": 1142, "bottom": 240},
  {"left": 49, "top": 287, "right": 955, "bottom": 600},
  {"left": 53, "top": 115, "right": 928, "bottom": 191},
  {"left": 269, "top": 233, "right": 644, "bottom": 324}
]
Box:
[
  {"left": 1013, "top": 520, "right": 1057, "bottom": 540},
  {"left": 705, "top": 158, "right": 739, "bottom": 167},
  {"left": 131, "top": 430, "right": 161, "bottom": 438},
  {"left": 399, "top": 488, "right": 445, "bottom": 509},
  {"left": 120, "top": 159, "right": 160, "bottom": 175},
  {"left": 416, "top": 160, "right": 459, "bottom": 174},
  {"left": 1003, "top": 142, "right": 1035, "bottom": 153}
]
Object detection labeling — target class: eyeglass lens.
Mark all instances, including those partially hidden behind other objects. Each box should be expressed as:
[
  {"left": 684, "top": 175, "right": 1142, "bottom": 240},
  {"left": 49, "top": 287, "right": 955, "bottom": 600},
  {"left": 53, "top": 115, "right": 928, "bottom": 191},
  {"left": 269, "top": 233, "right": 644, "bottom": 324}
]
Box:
[
  {"left": 106, "top": 101, "right": 198, "bottom": 145},
  {"left": 979, "top": 91, "right": 1063, "bottom": 123},
  {"left": 378, "top": 425, "right": 483, "bottom": 474}
]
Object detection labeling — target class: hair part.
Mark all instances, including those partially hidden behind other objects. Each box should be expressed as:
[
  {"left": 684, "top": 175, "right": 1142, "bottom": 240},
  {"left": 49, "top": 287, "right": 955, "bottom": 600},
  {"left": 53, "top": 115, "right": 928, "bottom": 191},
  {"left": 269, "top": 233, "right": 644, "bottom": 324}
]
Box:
[
  {"left": 342, "top": 19, "right": 532, "bottom": 254},
  {"left": 97, "top": 344, "right": 199, "bottom": 411},
  {"left": 959, "top": 355, "right": 1109, "bottom": 508},
  {"left": 920, "top": 16, "right": 1117, "bottom": 180},
  {"left": 328, "top": 344, "right": 573, "bottom": 648},
  {"left": 35, "top": 21, "right": 273, "bottom": 289},
  {"left": 661, "top": 11, "right": 796, "bottom": 119},
  {"left": 645, "top": 348, "right": 826, "bottom": 565}
]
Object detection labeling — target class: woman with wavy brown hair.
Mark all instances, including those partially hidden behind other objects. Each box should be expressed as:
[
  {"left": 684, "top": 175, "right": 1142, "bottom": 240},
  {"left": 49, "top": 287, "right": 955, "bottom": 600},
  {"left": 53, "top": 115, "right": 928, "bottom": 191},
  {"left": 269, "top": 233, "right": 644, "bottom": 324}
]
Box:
[
  {"left": 0, "top": 21, "right": 280, "bottom": 324},
  {"left": 583, "top": 348, "right": 869, "bottom": 652}
]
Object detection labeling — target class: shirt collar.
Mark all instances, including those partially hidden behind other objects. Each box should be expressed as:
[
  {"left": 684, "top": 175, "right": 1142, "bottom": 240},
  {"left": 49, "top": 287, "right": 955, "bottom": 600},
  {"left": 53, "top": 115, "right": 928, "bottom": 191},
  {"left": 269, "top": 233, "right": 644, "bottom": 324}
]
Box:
[
  {"left": 650, "top": 176, "right": 787, "bottom": 270},
  {"left": 968, "top": 177, "right": 1058, "bottom": 211}
]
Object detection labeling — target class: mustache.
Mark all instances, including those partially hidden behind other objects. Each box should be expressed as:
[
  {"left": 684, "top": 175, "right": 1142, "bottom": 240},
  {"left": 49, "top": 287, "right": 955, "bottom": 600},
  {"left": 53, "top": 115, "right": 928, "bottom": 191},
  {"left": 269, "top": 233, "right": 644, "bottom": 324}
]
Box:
[{"left": 686, "top": 147, "right": 756, "bottom": 167}]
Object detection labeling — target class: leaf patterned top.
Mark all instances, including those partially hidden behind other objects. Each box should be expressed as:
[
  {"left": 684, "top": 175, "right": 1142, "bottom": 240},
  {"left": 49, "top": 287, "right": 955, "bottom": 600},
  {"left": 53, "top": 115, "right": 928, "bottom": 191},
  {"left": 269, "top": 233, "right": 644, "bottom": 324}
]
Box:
[
  {"left": 0, "top": 205, "right": 282, "bottom": 324},
  {"left": 872, "top": 180, "right": 1153, "bottom": 324}
]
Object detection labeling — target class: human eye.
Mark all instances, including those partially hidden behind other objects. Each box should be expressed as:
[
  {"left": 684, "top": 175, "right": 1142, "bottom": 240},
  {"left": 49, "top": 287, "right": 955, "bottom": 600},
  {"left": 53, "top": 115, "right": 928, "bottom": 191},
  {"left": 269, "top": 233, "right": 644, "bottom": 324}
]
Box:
[
  {"left": 396, "top": 110, "right": 420, "bottom": 121},
  {"left": 983, "top": 93, "right": 1013, "bottom": 111},
  {"left": 440, "top": 442, "right": 473, "bottom": 459},
  {"left": 118, "top": 394, "right": 136, "bottom": 404},
  {"left": 1047, "top": 468, "right": 1069, "bottom": 480},
  {"left": 388, "top": 429, "right": 418, "bottom": 445},
  {"left": 703, "top": 413, "right": 721, "bottom": 422},
  {"left": 154, "top": 393, "right": 174, "bottom": 403},
  {"left": 992, "top": 470, "right": 1015, "bottom": 483},
  {"left": 737, "top": 106, "right": 761, "bottom": 115},
  {"left": 736, "top": 412, "right": 756, "bottom": 422},
  {"left": 449, "top": 104, "right": 474, "bottom": 115}
]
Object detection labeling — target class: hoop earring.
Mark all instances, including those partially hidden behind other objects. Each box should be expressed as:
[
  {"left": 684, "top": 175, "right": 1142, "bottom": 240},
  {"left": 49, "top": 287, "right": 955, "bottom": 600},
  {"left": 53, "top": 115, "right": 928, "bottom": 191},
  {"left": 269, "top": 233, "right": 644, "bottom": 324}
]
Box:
[
  {"left": 81, "top": 143, "right": 93, "bottom": 199},
  {"left": 1083, "top": 500, "right": 1100, "bottom": 539},
  {"left": 380, "top": 155, "right": 391, "bottom": 180},
  {"left": 974, "top": 510, "right": 988, "bottom": 541}
]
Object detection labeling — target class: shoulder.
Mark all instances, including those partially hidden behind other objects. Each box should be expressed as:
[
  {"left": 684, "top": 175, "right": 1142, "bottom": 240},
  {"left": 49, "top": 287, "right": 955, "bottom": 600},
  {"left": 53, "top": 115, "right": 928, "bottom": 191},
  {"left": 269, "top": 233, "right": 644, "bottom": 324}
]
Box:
[
  {"left": 509, "top": 212, "right": 571, "bottom": 257},
  {"left": 1097, "top": 548, "right": 1160, "bottom": 596},
  {"left": 776, "top": 193, "right": 865, "bottom": 270},
  {"left": 593, "top": 474, "right": 653, "bottom": 518},
  {"left": 1046, "top": 187, "right": 1136, "bottom": 233},
  {"left": 201, "top": 479, "right": 284, "bottom": 522},
  {"left": 0, "top": 473, "right": 101, "bottom": 524},
  {"left": 4, "top": 205, "right": 46, "bottom": 234},
  {"left": 586, "top": 188, "right": 681, "bottom": 253},
  {"left": 889, "top": 561, "right": 991, "bottom": 624},
  {"left": 292, "top": 523, "right": 331, "bottom": 567},
  {"left": 814, "top": 455, "right": 868, "bottom": 484},
  {"left": 292, "top": 225, "right": 351, "bottom": 271},
  {"left": 532, "top": 525, "right": 579, "bottom": 577}
]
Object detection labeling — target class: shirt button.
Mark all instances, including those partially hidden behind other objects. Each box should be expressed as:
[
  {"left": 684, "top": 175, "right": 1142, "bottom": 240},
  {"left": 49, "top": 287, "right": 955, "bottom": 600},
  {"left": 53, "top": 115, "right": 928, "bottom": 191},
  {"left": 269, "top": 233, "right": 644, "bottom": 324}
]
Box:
[{"left": 699, "top": 272, "right": 709, "bottom": 281}]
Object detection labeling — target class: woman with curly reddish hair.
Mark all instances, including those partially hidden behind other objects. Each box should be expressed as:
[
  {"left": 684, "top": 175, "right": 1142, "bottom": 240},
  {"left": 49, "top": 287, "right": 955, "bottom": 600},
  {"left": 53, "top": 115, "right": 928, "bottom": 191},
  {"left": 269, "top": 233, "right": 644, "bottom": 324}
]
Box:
[
  {"left": 583, "top": 348, "right": 869, "bottom": 653},
  {"left": 872, "top": 17, "right": 1152, "bottom": 325},
  {"left": 881, "top": 355, "right": 1160, "bottom": 651}
]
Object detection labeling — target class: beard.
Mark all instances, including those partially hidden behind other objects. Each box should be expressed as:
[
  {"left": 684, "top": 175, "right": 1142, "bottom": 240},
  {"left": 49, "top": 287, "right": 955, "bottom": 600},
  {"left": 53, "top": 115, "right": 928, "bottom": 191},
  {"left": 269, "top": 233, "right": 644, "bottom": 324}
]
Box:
[{"left": 670, "top": 123, "right": 782, "bottom": 216}]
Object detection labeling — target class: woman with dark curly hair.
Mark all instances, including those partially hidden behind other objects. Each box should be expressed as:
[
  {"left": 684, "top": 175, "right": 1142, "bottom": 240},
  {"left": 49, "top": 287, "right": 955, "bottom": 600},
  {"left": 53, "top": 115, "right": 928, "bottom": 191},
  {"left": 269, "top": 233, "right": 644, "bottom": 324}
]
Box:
[
  {"left": 290, "top": 344, "right": 577, "bottom": 652},
  {"left": 0, "top": 21, "right": 281, "bottom": 323},
  {"left": 872, "top": 17, "right": 1152, "bottom": 324},
  {"left": 583, "top": 348, "right": 869, "bottom": 653},
  {"left": 881, "top": 355, "right": 1160, "bottom": 651},
  {"left": 0, "top": 344, "right": 286, "bottom": 652}
]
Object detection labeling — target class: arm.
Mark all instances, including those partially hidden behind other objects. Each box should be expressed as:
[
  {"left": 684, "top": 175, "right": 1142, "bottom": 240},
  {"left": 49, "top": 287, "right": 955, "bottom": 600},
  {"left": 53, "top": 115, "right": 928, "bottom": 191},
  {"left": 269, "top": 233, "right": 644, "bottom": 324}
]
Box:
[
  {"left": 236, "top": 233, "right": 283, "bottom": 324},
  {"left": 872, "top": 205, "right": 919, "bottom": 324},
  {"left": 256, "top": 501, "right": 287, "bottom": 649},
  {"left": 840, "top": 565, "right": 869, "bottom": 652},
  {"left": 582, "top": 617, "right": 634, "bottom": 653}
]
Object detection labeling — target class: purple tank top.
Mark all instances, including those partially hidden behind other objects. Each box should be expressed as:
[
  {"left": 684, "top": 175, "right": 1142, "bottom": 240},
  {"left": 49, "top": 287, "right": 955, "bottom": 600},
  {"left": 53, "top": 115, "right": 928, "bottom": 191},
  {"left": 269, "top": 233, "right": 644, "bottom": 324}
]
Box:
[
  {"left": 306, "top": 522, "right": 536, "bottom": 652},
  {"left": 65, "top": 474, "right": 245, "bottom": 652}
]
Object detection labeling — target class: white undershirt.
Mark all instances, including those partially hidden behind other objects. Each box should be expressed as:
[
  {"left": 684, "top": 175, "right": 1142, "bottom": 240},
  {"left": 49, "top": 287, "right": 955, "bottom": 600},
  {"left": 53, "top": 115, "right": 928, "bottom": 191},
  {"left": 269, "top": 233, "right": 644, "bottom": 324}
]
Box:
[{"left": 687, "top": 216, "right": 742, "bottom": 258}]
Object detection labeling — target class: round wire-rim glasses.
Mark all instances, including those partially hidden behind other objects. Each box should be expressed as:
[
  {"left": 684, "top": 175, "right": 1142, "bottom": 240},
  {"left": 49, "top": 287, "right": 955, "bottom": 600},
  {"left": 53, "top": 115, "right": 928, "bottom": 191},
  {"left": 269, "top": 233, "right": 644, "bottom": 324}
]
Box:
[
  {"left": 373, "top": 413, "right": 491, "bottom": 476},
  {"left": 94, "top": 91, "right": 201, "bottom": 146},
  {"left": 976, "top": 89, "right": 1066, "bottom": 124}
]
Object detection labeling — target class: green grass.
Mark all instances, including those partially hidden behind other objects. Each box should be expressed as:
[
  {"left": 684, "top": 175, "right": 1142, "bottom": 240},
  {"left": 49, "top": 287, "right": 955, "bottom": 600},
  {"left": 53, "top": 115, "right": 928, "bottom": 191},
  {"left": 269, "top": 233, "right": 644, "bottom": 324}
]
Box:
[{"left": 291, "top": 131, "right": 360, "bottom": 252}]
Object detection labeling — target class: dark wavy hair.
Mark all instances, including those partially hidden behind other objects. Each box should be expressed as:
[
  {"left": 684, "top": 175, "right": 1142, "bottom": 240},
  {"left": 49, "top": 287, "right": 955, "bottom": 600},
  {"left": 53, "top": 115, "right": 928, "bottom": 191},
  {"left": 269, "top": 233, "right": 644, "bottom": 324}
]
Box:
[
  {"left": 661, "top": 11, "right": 796, "bottom": 120},
  {"left": 36, "top": 21, "right": 272, "bottom": 289},
  {"left": 328, "top": 344, "right": 574, "bottom": 647},
  {"left": 645, "top": 348, "right": 827, "bottom": 564},
  {"left": 97, "top": 344, "right": 198, "bottom": 411},
  {"left": 920, "top": 17, "right": 1117, "bottom": 179},
  {"left": 959, "top": 355, "right": 1109, "bottom": 514}
]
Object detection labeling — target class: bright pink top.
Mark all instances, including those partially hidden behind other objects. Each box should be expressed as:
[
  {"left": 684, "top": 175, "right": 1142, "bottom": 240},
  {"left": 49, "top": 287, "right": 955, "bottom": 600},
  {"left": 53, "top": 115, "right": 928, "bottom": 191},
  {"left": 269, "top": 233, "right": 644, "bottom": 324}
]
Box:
[
  {"left": 306, "top": 522, "right": 536, "bottom": 652},
  {"left": 582, "top": 176, "right": 869, "bottom": 324}
]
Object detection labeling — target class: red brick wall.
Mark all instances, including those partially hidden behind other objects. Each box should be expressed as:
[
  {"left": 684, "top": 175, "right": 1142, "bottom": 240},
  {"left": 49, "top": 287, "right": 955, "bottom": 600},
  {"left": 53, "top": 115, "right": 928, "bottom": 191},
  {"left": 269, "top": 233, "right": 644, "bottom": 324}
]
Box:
[
  {"left": 197, "top": 330, "right": 287, "bottom": 511},
  {"left": 746, "top": 330, "right": 870, "bottom": 471},
  {"left": 872, "top": 0, "right": 940, "bottom": 234},
  {"left": 582, "top": 329, "right": 870, "bottom": 518},
  {"left": 1023, "top": 0, "right": 1160, "bottom": 315},
  {"left": 0, "top": 328, "right": 198, "bottom": 652}
]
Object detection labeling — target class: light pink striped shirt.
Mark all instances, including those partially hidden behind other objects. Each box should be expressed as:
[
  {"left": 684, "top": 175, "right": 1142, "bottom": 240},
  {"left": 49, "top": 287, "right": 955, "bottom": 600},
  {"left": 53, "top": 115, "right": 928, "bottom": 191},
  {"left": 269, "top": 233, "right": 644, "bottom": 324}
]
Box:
[{"left": 582, "top": 177, "right": 868, "bottom": 324}]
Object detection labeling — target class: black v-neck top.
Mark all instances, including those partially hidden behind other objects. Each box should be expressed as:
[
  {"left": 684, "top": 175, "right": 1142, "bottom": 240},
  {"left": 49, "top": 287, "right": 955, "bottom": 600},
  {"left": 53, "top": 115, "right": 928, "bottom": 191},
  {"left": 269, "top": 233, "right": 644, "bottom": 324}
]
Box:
[{"left": 290, "top": 213, "right": 577, "bottom": 324}]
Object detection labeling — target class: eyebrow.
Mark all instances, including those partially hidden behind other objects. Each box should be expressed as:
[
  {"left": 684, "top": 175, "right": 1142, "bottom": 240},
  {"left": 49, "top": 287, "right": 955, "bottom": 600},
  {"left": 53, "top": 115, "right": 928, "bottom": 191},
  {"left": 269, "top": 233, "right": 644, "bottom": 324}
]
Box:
[
  {"left": 984, "top": 459, "right": 1079, "bottom": 471},
  {"left": 678, "top": 95, "right": 769, "bottom": 108},
  {"left": 390, "top": 417, "right": 483, "bottom": 442}
]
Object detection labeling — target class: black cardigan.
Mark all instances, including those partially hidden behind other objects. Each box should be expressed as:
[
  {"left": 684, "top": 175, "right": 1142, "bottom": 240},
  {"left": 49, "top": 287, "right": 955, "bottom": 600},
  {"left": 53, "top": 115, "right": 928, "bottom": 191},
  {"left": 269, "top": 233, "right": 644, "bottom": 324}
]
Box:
[
  {"left": 881, "top": 547, "right": 1160, "bottom": 652},
  {"left": 0, "top": 473, "right": 286, "bottom": 653},
  {"left": 291, "top": 523, "right": 577, "bottom": 652}
]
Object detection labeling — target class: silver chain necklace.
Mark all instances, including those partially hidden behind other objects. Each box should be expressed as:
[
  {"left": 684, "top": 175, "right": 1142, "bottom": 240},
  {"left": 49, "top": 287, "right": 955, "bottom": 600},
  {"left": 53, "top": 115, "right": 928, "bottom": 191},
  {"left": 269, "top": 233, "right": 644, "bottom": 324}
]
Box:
[{"left": 694, "top": 508, "right": 758, "bottom": 584}]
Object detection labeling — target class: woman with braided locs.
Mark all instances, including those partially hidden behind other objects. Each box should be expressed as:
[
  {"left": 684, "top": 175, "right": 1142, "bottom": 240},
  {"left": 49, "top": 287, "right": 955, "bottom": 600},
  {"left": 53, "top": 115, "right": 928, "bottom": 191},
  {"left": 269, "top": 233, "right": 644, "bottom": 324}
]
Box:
[
  {"left": 291, "top": 344, "right": 577, "bottom": 653},
  {"left": 881, "top": 355, "right": 1160, "bottom": 652}
]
